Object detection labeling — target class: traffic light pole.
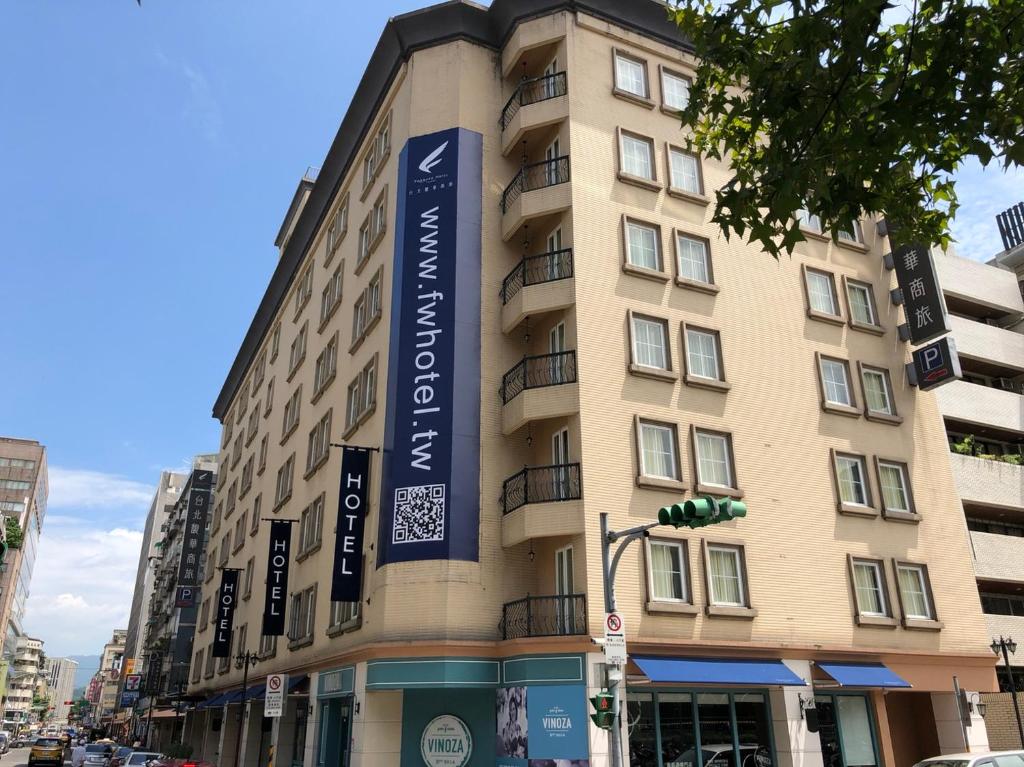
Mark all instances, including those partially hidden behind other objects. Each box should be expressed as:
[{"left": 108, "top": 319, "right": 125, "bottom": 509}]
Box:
[{"left": 600, "top": 513, "right": 659, "bottom": 767}]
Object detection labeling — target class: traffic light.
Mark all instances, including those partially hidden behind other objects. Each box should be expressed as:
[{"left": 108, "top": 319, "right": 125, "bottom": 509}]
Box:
[
  {"left": 589, "top": 691, "right": 615, "bottom": 729},
  {"left": 657, "top": 497, "right": 747, "bottom": 529}
]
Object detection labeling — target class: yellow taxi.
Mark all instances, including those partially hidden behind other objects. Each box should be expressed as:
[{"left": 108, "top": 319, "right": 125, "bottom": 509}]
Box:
[{"left": 28, "top": 736, "right": 64, "bottom": 767}]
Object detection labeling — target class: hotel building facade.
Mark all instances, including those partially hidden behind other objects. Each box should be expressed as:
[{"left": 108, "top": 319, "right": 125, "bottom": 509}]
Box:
[{"left": 185, "top": 2, "right": 998, "bottom": 765}]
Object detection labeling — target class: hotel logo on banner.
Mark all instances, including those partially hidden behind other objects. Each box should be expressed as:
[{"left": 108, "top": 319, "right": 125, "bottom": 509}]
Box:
[
  {"left": 377, "top": 126, "right": 482, "bottom": 567},
  {"left": 212, "top": 569, "right": 239, "bottom": 658},
  {"left": 261, "top": 520, "right": 292, "bottom": 636},
  {"left": 891, "top": 242, "right": 950, "bottom": 345},
  {"left": 332, "top": 447, "right": 370, "bottom": 602}
]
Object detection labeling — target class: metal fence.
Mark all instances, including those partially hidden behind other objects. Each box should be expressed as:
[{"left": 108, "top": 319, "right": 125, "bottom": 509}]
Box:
[
  {"left": 502, "top": 463, "right": 581, "bottom": 513},
  {"left": 501, "top": 156, "right": 570, "bottom": 213},
  {"left": 501, "top": 248, "right": 574, "bottom": 304},
  {"left": 500, "top": 71, "right": 568, "bottom": 130},
  {"left": 501, "top": 351, "right": 577, "bottom": 404},
  {"left": 501, "top": 594, "right": 587, "bottom": 639}
]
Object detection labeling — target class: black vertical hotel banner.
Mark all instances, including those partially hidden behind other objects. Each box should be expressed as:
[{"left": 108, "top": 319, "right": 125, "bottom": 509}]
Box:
[
  {"left": 261, "top": 520, "right": 292, "bottom": 636},
  {"left": 331, "top": 447, "right": 370, "bottom": 602},
  {"left": 212, "top": 569, "right": 239, "bottom": 658}
]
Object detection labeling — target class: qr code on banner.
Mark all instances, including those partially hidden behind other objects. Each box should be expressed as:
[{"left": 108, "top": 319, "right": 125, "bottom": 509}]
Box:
[{"left": 393, "top": 484, "right": 446, "bottom": 544}]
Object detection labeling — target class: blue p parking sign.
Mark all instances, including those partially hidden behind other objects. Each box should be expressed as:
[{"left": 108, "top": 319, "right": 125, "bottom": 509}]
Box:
[{"left": 910, "top": 337, "right": 962, "bottom": 391}]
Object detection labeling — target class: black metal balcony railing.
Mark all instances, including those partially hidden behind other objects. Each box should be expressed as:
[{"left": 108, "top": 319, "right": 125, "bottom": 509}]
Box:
[
  {"left": 997, "top": 201, "right": 1024, "bottom": 252},
  {"left": 501, "top": 248, "right": 574, "bottom": 304},
  {"left": 501, "top": 594, "right": 588, "bottom": 640},
  {"left": 502, "top": 463, "right": 582, "bottom": 513},
  {"left": 501, "top": 350, "right": 577, "bottom": 404},
  {"left": 500, "top": 71, "right": 568, "bottom": 130},
  {"left": 501, "top": 156, "right": 570, "bottom": 213}
]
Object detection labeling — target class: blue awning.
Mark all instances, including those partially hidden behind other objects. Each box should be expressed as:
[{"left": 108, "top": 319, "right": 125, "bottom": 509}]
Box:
[
  {"left": 197, "top": 692, "right": 233, "bottom": 709},
  {"left": 249, "top": 674, "right": 308, "bottom": 700},
  {"left": 817, "top": 662, "right": 911, "bottom": 688},
  {"left": 632, "top": 656, "right": 806, "bottom": 686},
  {"left": 242, "top": 684, "right": 266, "bottom": 701}
]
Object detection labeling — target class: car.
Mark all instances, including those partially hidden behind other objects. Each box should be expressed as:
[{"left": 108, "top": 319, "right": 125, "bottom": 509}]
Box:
[
  {"left": 665, "top": 744, "right": 768, "bottom": 767},
  {"left": 28, "top": 737, "right": 65, "bottom": 767},
  {"left": 915, "top": 753, "right": 1024, "bottom": 767},
  {"left": 121, "top": 752, "right": 161, "bottom": 766},
  {"left": 83, "top": 742, "right": 117, "bottom": 767},
  {"left": 110, "top": 746, "right": 134, "bottom": 766},
  {"left": 12, "top": 735, "right": 32, "bottom": 748}
]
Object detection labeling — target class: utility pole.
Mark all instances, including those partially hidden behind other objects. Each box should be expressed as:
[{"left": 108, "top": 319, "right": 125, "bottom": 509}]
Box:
[{"left": 232, "top": 650, "right": 259, "bottom": 767}]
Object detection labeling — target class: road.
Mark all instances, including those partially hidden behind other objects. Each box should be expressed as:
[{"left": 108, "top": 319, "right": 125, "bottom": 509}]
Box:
[{"left": 0, "top": 745, "right": 72, "bottom": 766}]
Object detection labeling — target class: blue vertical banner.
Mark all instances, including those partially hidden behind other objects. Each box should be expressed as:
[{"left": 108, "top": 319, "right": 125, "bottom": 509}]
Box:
[{"left": 377, "top": 127, "right": 482, "bottom": 567}]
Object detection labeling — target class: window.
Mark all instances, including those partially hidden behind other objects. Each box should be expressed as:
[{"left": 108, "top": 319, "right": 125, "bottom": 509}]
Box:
[
  {"left": 647, "top": 539, "right": 688, "bottom": 602},
  {"left": 234, "top": 512, "right": 247, "bottom": 551},
  {"left": 846, "top": 280, "right": 879, "bottom": 328},
  {"left": 225, "top": 480, "right": 237, "bottom": 517},
  {"left": 299, "top": 495, "right": 324, "bottom": 555},
  {"left": 614, "top": 50, "right": 649, "bottom": 99},
  {"left": 218, "top": 534, "right": 230, "bottom": 565},
  {"left": 313, "top": 333, "right": 339, "bottom": 399},
  {"left": 819, "top": 356, "right": 855, "bottom": 408},
  {"left": 274, "top": 454, "right": 295, "bottom": 508},
  {"left": 620, "top": 131, "right": 656, "bottom": 181},
  {"left": 243, "top": 556, "right": 255, "bottom": 599},
  {"left": 805, "top": 268, "right": 840, "bottom": 317},
  {"left": 877, "top": 460, "right": 915, "bottom": 517},
  {"left": 0, "top": 480, "right": 30, "bottom": 491},
  {"left": 288, "top": 322, "right": 308, "bottom": 378},
  {"left": 252, "top": 349, "right": 267, "bottom": 390},
  {"left": 270, "top": 323, "right": 281, "bottom": 362},
  {"left": 694, "top": 429, "right": 736, "bottom": 490},
  {"left": 630, "top": 314, "right": 670, "bottom": 371},
  {"left": 668, "top": 147, "right": 702, "bottom": 194},
  {"left": 838, "top": 219, "right": 863, "bottom": 244},
  {"left": 368, "top": 269, "right": 382, "bottom": 319},
  {"left": 239, "top": 455, "right": 254, "bottom": 498},
  {"left": 0, "top": 458, "right": 36, "bottom": 470},
  {"left": 294, "top": 266, "right": 313, "bottom": 316},
  {"left": 258, "top": 633, "right": 277, "bottom": 659},
  {"left": 350, "top": 271, "right": 382, "bottom": 349},
  {"left": 192, "top": 649, "right": 204, "bottom": 683},
  {"left": 352, "top": 293, "right": 367, "bottom": 345},
  {"left": 797, "top": 208, "right": 822, "bottom": 233},
  {"left": 282, "top": 386, "right": 302, "bottom": 440},
  {"left": 675, "top": 233, "right": 713, "bottom": 287},
  {"left": 371, "top": 188, "right": 387, "bottom": 243},
  {"left": 661, "top": 68, "right": 691, "bottom": 110},
  {"left": 236, "top": 380, "right": 250, "bottom": 421},
  {"left": 221, "top": 413, "right": 234, "bottom": 448},
  {"left": 362, "top": 355, "right": 378, "bottom": 413},
  {"left": 326, "top": 195, "right": 349, "bottom": 259},
  {"left": 289, "top": 585, "right": 317, "bottom": 644},
  {"left": 258, "top": 433, "right": 269, "bottom": 475},
  {"left": 851, "top": 559, "right": 889, "bottom": 617},
  {"left": 251, "top": 494, "right": 262, "bottom": 535},
  {"left": 0, "top": 502, "right": 25, "bottom": 514},
  {"left": 361, "top": 112, "right": 392, "bottom": 190},
  {"left": 706, "top": 544, "right": 746, "bottom": 607},
  {"left": 264, "top": 377, "right": 275, "bottom": 418},
  {"left": 306, "top": 411, "right": 332, "bottom": 475},
  {"left": 346, "top": 374, "right": 363, "bottom": 431},
  {"left": 198, "top": 598, "right": 210, "bottom": 628},
  {"left": 637, "top": 419, "right": 681, "bottom": 481},
  {"left": 624, "top": 219, "right": 661, "bottom": 271},
  {"left": 358, "top": 218, "right": 371, "bottom": 266},
  {"left": 320, "top": 265, "right": 344, "bottom": 328},
  {"left": 684, "top": 327, "right": 723, "bottom": 382},
  {"left": 330, "top": 599, "right": 361, "bottom": 630},
  {"left": 861, "top": 366, "right": 896, "bottom": 418},
  {"left": 231, "top": 433, "right": 243, "bottom": 469},
  {"left": 246, "top": 406, "right": 260, "bottom": 445},
  {"left": 896, "top": 563, "right": 935, "bottom": 620},
  {"left": 834, "top": 453, "right": 871, "bottom": 508},
  {"left": 203, "top": 648, "right": 214, "bottom": 678}
]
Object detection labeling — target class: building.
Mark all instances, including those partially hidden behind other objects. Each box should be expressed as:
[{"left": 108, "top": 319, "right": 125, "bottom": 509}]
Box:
[
  {"left": 933, "top": 203, "right": 1024, "bottom": 747},
  {"left": 94, "top": 630, "right": 126, "bottom": 728},
  {"left": 43, "top": 656, "right": 79, "bottom": 724},
  {"left": 124, "top": 471, "right": 188, "bottom": 666},
  {"left": 184, "top": 2, "right": 998, "bottom": 766},
  {"left": 4, "top": 637, "right": 44, "bottom": 730},
  {"left": 133, "top": 460, "right": 216, "bottom": 750},
  {"left": 0, "top": 437, "right": 47, "bottom": 717}
]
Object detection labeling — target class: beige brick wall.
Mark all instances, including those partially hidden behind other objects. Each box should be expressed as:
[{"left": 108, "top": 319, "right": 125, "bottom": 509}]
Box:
[
  {"left": 951, "top": 453, "right": 1024, "bottom": 510},
  {"left": 936, "top": 252, "right": 1024, "bottom": 315},
  {"left": 980, "top": 693, "right": 1024, "bottom": 750},
  {"left": 936, "top": 380, "right": 1024, "bottom": 435}
]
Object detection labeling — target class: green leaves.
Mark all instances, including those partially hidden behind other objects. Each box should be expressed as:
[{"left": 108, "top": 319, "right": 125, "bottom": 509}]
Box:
[{"left": 668, "top": 0, "right": 1024, "bottom": 258}]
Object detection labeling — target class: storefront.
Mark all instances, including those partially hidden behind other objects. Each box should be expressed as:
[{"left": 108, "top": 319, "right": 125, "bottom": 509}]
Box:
[
  {"left": 814, "top": 693, "right": 882, "bottom": 767},
  {"left": 315, "top": 665, "right": 355, "bottom": 767}
]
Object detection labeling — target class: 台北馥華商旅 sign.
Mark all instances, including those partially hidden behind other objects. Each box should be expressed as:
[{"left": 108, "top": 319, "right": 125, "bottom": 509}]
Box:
[
  {"left": 420, "top": 715, "right": 473, "bottom": 767},
  {"left": 376, "top": 127, "right": 482, "bottom": 567}
]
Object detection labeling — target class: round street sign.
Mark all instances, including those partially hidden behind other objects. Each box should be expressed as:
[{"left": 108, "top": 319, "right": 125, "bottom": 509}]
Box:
[
  {"left": 606, "top": 613, "right": 622, "bottom": 633},
  {"left": 268, "top": 675, "right": 283, "bottom": 692}
]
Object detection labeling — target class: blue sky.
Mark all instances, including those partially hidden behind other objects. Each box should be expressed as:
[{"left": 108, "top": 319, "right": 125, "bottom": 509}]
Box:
[{"left": 0, "top": 1, "right": 1019, "bottom": 656}]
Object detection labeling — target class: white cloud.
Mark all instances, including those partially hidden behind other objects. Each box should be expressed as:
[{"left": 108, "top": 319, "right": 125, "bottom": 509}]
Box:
[
  {"left": 48, "top": 467, "right": 154, "bottom": 510},
  {"left": 950, "top": 159, "right": 1024, "bottom": 263},
  {"left": 23, "top": 527, "right": 144, "bottom": 656}
]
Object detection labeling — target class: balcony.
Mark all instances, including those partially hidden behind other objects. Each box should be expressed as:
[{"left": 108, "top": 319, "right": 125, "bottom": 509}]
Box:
[
  {"left": 501, "top": 464, "right": 584, "bottom": 547},
  {"left": 936, "top": 253, "right": 1024, "bottom": 319},
  {"left": 972, "top": 530, "right": 1024, "bottom": 583},
  {"left": 501, "top": 249, "right": 575, "bottom": 333},
  {"left": 501, "top": 351, "right": 579, "bottom": 434},
  {"left": 950, "top": 453, "right": 1024, "bottom": 511},
  {"left": 937, "top": 380, "right": 1024, "bottom": 436},
  {"left": 501, "top": 594, "right": 588, "bottom": 640},
  {"left": 949, "top": 314, "right": 1024, "bottom": 375},
  {"left": 501, "top": 157, "right": 571, "bottom": 241},
  {"left": 500, "top": 72, "right": 569, "bottom": 156}
]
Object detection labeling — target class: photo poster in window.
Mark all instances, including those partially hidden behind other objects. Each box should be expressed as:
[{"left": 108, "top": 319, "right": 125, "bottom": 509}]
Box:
[
  {"left": 377, "top": 126, "right": 482, "bottom": 567},
  {"left": 261, "top": 520, "right": 292, "bottom": 636},
  {"left": 332, "top": 447, "right": 369, "bottom": 602},
  {"left": 496, "top": 685, "right": 590, "bottom": 766}
]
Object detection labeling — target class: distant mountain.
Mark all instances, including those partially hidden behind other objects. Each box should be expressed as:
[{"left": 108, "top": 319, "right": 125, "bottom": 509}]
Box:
[{"left": 68, "top": 655, "right": 100, "bottom": 690}]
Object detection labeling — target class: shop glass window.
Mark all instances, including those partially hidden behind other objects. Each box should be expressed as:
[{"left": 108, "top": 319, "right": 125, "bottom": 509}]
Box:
[
  {"left": 697, "top": 694, "right": 737, "bottom": 767},
  {"left": 658, "top": 693, "right": 697, "bottom": 767},
  {"left": 815, "top": 695, "right": 878, "bottom": 767},
  {"left": 627, "top": 692, "right": 657, "bottom": 767},
  {"left": 734, "top": 693, "right": 774, "bottom": 767}
]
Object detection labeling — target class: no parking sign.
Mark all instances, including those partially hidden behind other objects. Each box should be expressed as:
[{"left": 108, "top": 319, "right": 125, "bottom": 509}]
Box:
[{"left": 265, "top": 673, "right": 287, "bottom": 717}]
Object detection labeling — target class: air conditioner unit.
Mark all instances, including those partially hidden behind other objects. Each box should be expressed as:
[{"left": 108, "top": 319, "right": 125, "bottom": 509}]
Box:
[{"left": 995, "top": 378, "right": 1021, "bottom": 393}]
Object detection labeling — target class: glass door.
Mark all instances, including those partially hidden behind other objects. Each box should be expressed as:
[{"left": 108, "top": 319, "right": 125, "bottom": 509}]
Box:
[
  {"left": 545, "top": 227, "right": 563, "bottom": 280},
  {"left": 545, "top": 138, "right": 561, "bottom": 185},
  {"left": 551, "top": 427, "right": 570, "bottom": 499},
  {"left": 549, "top": 322, "right": 566, "bottom": 385},
  {"left": 315, "top": 698, "right": 354, "bottom": 767},
  {"left": 814, "top": 694, "right": 878, "bottom": 767},
  {"left": 542, "top": 58, "right": 558, "bottom": 99},
  {"left": 555, "top": 545, "right": 575, "bottom": 633}
]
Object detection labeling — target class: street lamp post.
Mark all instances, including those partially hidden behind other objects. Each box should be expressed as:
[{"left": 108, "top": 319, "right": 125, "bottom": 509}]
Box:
[
  {"left": 231, "top": 650, "right": 259, "bottom": 767},
  {"left": 992, "top": 636, "right": 1024, "bottom": 747}
]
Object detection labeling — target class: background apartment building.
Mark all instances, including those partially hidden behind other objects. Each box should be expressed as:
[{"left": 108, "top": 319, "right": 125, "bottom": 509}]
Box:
[
  {"left": 932, "top": 204, "right": 1024, "bottom": 747},
  {"left": 43, "top": 656, "right": 79, "bottom": 724},
  {"left": 183, "top": 2, "right": 998, "bottom": 766},
  {"left": 4, "top": 637, "right": 44, "bottom": 730},
  {"left": 93, "top": 629, "right": 126, "bottom": 729}
]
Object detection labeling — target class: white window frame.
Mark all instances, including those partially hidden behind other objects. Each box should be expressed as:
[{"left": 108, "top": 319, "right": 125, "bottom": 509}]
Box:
[
  {"left": 877, "top": 460, "right": 912, "bottom": 514},
  {"left": 685, "top": 327, "right": 722, "bottom": 381},
  {"left": 625, "top": 219, "right": 661, "bottom": 271},
  {"left": 694, "top": 429, "right": 734, "bottom": 489},
  {"left": 896, "top": 563, "right": 934, "bottom": 620},
  {"left": 646, "top": 538, "right": 689, "bottom": 603},
  {"left": 805, "top": 268, "right": 840, "bottom": 316},
  {"left": 620, "top": 131, "right": 656, "bottom": 181},
  {"left": 820, "top": 357, "right": 854, "bottom": 407},
  {"left": 852, "top": 559, "right": 889, "bottom": 617},
  {"left": 614, "top": 50, "right": 649, "bottom": 98},
  {"left": 675, "top": 233, "right": 712, "bottom": 285},
  {"left": 846, "top": 280, "right": 877, "bottom": 326},
  {"left": 637, "top": 420, "right": 680, "bottom": 481},
  {"left": 668, "top": 146, "right": 702, "bottom": 194},
  {"left": 861, "top": 366, "right": 895, "bottom": 416},
  {"left": 835, "top": 453, "right": 870, "bottom": 507},
  {"left": 706, "top": 544, "right": 746, "bottom": 607},
  {"left": 630, "top": 314, "right": 670, "bottom": 371}
]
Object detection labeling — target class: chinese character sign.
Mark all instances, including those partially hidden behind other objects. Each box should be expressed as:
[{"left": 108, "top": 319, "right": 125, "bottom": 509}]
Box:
[
  {"left": 176, "top": 483, "right": 212, "bottom": 588},
  {"left": 891, "top": 243, "right": 950, "bottom": 345}
]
